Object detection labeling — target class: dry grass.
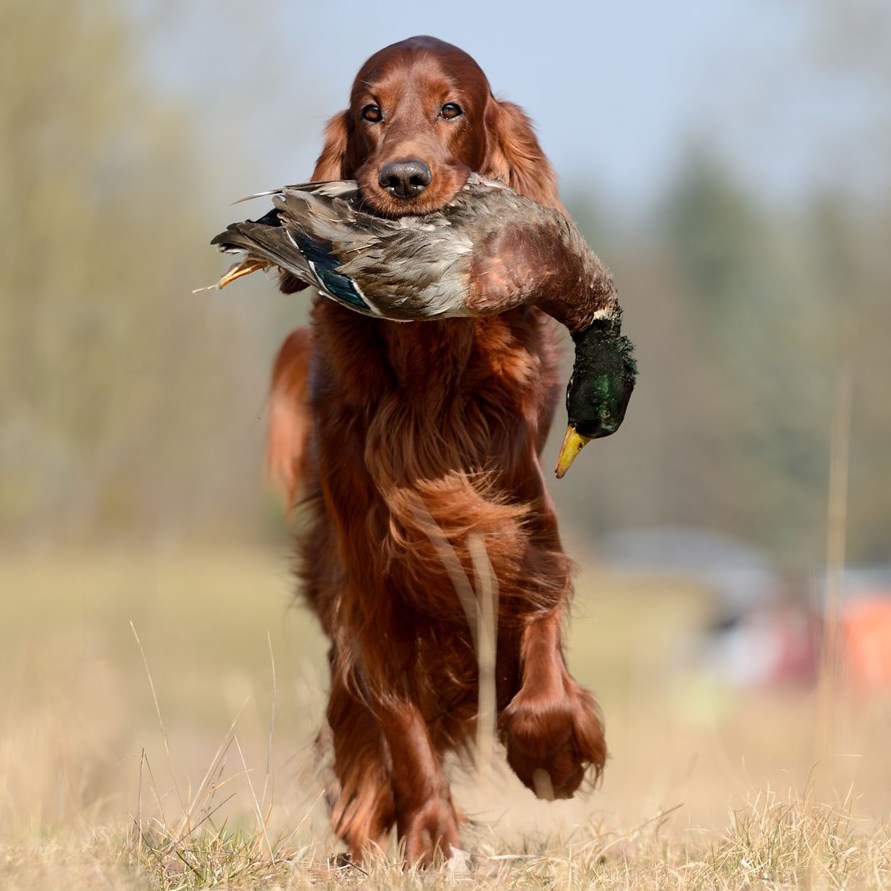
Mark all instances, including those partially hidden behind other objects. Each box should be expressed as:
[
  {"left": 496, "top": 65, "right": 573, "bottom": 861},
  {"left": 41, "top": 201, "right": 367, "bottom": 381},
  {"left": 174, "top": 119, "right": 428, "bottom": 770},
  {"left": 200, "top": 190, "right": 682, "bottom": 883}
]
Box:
[{"left": 1, "top": 548, "right": 889, "bottom": 889}]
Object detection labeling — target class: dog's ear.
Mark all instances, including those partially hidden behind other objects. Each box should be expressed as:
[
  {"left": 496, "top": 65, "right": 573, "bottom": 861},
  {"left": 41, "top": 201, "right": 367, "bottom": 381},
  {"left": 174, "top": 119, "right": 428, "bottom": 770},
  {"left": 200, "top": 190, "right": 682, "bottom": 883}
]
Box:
[
  {"left": 484, "top": 99, "right": 564, "bottom": 212},
  {"left": 266, "top": 328, "right": 313, "bottom": 509},
  {"left": 312, "top": 110, "right": 352, "bottom": 180}
]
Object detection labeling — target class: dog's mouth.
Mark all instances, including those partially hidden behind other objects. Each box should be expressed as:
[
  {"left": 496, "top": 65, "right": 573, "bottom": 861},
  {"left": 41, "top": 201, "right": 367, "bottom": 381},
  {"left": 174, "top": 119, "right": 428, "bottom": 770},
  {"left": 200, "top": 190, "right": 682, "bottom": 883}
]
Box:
[{"left": 356, "top": 163, "right": 470, "bottom": 218}]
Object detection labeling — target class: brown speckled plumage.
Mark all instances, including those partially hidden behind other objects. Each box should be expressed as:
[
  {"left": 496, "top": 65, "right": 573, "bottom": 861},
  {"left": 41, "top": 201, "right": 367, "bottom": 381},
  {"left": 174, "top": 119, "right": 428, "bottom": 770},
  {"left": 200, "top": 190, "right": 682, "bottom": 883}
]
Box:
[{"left": 213, "top": 174, "right": 619, "bottom": 330}]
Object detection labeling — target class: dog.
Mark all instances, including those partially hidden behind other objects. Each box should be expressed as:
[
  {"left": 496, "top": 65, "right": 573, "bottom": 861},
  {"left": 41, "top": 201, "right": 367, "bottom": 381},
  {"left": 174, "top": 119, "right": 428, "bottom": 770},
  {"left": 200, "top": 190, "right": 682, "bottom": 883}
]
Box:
[{"left": 266, "top": 36, "right": 607, "bottom": 864}]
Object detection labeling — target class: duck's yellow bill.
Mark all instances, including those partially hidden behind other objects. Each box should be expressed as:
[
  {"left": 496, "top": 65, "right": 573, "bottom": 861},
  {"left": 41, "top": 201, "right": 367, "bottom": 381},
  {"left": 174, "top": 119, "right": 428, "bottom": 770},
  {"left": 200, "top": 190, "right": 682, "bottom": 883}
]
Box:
[{"left": 555, "top": 426, "right": 591, "bottom": 479}]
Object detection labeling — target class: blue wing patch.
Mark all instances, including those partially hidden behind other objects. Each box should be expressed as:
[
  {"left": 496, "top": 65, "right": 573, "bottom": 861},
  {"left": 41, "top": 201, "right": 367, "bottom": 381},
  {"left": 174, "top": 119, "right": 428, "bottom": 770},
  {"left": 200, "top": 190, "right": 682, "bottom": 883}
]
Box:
[
  {"left": 310, "top": 261, "right": 372, "bottom": 312},
  {"left": 287, "top": 230, "right": 373, "bottom": 313}
]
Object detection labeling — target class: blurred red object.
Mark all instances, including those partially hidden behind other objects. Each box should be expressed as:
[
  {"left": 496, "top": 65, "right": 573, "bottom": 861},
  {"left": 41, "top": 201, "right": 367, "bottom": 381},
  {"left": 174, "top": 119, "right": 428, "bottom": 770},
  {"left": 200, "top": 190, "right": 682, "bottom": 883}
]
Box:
[{"left": 842, "top": 597, "right": 891, "bottom": 694}]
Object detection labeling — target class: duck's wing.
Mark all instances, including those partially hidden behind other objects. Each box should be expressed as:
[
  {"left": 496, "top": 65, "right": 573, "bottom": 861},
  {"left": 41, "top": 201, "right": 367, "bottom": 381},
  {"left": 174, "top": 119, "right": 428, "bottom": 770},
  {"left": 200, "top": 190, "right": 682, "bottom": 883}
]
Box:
[
  {"left": 207, "top": 177, "right": 537, "bottom": 321},
  {"left": 211, "top": 180, "right": 478, "bottom": 319},
  {"left": 335, "top": 225, "right": 474, "bottom": 320},
  {"left": 325, "top": 178, "right": 516, "bottom": 319},
  {"left": 210, "top": 182, "right": 395, "bottom": 316}
]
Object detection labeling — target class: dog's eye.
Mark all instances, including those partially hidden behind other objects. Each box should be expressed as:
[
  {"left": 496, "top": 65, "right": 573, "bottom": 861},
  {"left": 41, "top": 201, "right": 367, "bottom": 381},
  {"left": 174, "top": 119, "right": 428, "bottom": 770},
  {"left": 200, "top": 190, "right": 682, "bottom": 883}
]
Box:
[
  {"left": 361, "top": 104, "right": 383, "bottom": 123},
  {"left": 440, "top": 102, "right": 463, "bottom": 120}
]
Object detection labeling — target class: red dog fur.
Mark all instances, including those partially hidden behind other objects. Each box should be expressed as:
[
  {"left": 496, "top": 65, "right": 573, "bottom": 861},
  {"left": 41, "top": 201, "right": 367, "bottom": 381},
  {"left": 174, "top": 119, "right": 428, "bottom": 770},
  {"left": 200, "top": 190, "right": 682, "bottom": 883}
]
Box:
[{"left": 267, "top": 36, "right": 606, "bottom": 864}]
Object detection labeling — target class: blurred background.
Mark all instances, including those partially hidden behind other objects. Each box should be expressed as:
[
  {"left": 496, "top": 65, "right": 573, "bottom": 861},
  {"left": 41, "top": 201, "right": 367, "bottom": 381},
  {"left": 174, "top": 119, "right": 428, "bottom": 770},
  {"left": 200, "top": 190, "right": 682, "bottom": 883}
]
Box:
[{"left": 1, "top": 0, "right": 890, "bottom": 860}]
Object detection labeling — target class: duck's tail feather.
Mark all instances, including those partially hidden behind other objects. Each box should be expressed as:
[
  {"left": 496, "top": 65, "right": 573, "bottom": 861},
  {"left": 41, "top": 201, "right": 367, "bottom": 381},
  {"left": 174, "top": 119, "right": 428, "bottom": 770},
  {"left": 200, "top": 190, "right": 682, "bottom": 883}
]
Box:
[
  {"left": 211, "top": 209, "right": 316, "bottom": 286},
  {"left": 211, "top": 199, "right": 379, "bottom": 314}
]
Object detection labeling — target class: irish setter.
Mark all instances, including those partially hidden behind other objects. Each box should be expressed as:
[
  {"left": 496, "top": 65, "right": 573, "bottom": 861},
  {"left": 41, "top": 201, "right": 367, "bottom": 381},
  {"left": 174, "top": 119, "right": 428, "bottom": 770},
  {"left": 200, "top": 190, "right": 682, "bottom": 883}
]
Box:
[{"left": 267, "top": 36, "right": 606, "bottom": 864}]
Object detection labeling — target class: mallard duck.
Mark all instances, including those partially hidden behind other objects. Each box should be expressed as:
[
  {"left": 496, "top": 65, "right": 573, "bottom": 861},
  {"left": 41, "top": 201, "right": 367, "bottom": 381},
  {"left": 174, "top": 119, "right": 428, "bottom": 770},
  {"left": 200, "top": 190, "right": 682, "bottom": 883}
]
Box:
[{"left": 207, "top": 174, "right": 637, "bottom": 477}]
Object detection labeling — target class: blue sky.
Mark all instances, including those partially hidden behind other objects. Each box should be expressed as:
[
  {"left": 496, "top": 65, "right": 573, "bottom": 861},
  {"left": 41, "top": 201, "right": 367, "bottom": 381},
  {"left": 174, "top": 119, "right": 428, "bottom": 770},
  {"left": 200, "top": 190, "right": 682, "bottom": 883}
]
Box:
[{"left": 147, "top": 0, "right": 888, "bottom": 213}]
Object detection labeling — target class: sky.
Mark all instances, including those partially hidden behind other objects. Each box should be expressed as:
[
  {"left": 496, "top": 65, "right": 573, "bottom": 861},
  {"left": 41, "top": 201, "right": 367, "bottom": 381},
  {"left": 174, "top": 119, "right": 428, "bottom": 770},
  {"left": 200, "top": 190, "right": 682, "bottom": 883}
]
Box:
[{"left": 144, "top": 0, "right": 889, "bottom": 214}]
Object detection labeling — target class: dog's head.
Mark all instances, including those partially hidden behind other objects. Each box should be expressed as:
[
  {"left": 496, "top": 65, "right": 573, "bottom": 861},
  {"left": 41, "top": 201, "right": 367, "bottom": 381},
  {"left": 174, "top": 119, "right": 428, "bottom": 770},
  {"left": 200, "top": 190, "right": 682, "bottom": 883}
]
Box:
[{"left": 311, "top": 36, "right": 563, "bottom": 216}]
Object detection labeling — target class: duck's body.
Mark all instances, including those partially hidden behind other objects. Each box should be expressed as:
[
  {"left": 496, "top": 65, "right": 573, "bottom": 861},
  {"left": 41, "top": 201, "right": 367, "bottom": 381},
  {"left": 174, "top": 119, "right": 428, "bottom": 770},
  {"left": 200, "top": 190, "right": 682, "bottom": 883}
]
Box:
[
  {"left": 214, "top": 175, "right": 569, "bottom": 322},
  {"left": 210, "top": 174, "right": 636, "bottom": 475}
]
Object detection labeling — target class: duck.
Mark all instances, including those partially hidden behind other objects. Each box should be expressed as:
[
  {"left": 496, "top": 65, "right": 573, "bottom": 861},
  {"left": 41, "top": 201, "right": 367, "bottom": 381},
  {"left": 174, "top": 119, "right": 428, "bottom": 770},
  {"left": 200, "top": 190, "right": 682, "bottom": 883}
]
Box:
[{"left": 205, "top": 173, "right": 637, "bottom": 477}]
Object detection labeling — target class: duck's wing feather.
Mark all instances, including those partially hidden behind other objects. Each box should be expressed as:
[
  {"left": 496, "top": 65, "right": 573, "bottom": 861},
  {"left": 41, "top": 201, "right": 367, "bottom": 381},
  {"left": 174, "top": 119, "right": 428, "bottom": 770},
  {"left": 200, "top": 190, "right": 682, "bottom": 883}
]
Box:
[
  {"left": 211, "top": 180, "right": 478, "bottom": 319},
  {"left": 233, "top": 179, "right": 363, "bottom": 205},
  {"left": 211, "top": 183, "right": 391, "bottom": 316}
]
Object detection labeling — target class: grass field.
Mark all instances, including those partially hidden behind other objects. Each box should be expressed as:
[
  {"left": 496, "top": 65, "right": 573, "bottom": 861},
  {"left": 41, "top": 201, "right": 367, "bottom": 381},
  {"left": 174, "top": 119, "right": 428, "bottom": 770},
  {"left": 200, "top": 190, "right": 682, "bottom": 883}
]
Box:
[{"left": 1, "top": 547, "right": 889, "bottom": 888}]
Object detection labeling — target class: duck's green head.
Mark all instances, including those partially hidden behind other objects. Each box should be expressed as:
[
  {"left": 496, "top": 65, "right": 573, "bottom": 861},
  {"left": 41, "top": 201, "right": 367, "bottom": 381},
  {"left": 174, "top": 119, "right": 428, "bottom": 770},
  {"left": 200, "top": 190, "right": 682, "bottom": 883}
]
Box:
[{"left": 556, "top": 318, "right": 637, "bottom": 478}]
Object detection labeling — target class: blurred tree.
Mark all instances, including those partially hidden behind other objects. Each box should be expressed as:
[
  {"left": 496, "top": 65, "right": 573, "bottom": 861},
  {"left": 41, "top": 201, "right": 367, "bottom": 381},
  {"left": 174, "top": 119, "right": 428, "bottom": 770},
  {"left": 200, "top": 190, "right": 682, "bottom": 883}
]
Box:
[
  {"left": 0, "top": 0, "right": 276, "bottom": 546},
  {"left": 660, "top": 151, "right": 841, "bottom": 565},
  {"left": 558, "top": 2, "right": 891, "bottom": 572},
  {"left": 2, "top": 0, "right": 888, "bottom": 573}
]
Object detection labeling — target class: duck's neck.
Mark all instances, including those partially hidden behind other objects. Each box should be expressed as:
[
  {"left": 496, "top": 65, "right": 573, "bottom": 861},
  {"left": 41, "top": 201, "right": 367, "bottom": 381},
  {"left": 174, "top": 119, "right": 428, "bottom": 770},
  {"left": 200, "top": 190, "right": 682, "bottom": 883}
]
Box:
[{"left": 467, "top": 216, "right": 620, "bottom": 333}]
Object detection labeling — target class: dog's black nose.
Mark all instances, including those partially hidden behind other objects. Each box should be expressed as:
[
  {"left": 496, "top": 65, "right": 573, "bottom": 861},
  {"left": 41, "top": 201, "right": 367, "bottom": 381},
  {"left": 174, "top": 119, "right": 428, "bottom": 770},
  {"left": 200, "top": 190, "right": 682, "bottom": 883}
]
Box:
[{"left": 378, "top": 160, "right": 432, "bottom": 200}]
